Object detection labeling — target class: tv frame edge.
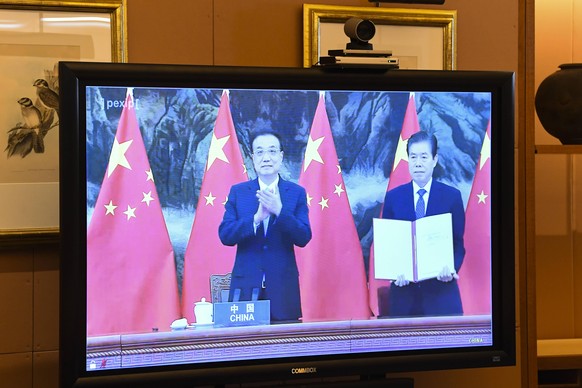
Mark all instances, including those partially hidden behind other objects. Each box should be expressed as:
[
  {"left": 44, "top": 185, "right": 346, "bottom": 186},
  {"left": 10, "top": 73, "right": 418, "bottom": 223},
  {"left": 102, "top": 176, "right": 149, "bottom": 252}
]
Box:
[{"left": 58, "top": 62, "right": 516, "bottom": 388}]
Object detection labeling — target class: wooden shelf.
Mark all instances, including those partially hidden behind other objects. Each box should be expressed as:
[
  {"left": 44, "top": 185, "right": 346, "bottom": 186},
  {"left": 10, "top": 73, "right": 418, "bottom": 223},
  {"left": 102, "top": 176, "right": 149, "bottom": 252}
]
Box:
[
  {"left": 535, "top": 145, "right": 582, "bottom": 154},
  {"left": 538, "top": 339, "right": 582, "bottom": 370}
]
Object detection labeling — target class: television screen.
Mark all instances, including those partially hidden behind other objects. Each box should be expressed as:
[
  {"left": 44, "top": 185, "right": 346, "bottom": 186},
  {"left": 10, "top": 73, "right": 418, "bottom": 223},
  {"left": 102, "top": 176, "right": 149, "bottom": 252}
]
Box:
[{"left": 59, "top": 62, "right": 515, "bottom": 387}]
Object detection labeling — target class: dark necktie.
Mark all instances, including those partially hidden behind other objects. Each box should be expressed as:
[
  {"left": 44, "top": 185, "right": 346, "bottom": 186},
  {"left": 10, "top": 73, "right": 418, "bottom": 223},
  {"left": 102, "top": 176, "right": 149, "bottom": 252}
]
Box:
[
  {"left": 256, "top": 221, "right": 265, "bottom": 237},
  {"left": 416, "top": 188, "right": 427, "bottom": 219}
]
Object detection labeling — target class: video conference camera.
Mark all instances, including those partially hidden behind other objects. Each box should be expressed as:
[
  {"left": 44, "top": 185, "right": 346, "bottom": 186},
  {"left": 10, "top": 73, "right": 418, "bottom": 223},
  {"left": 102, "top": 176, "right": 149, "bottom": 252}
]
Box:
[
  {"left": 318, "top": 17, "right": 397, "bottom": 68},
  {"left": 344, "top": 18, "right": 376, "bottom": 50}
]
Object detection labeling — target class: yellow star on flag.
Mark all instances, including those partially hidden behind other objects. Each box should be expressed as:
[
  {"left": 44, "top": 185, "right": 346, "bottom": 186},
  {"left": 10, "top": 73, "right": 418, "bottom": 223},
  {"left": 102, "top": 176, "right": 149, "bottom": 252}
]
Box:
[
  {"left": 204, "top": 192, "right": 216, "bottom": 206},
  {"left": 145, "top": 169, "right": 154, "bottom": 182},
  {"left": 306, "top": 192, "right": 313, "bottom": 206},
  {"left": 142, "top": 191, "right": 154, "bottom": 206},
  {"left": 318, "top": 196, "right": 329, "bottom": 210},
  {"left": 207, "top": 133, "right": 230, "bottom": 171},
  {"left": 104, "top": 200, "right": 117, "bottom": 215},
  {"left": 333, "top": 183, "right": 345, "bottom": 197},
  {"left": 392, "top": 135, "right": 409, "bottom": 171},
  {"left": 477, "top": 190, "right": 488, "bottom": 204},
  {"left": 480, "top": 132, "right": 491, "bottom": 170},
  {"left": 123, "top": 205, "right": 136, "bottom": 220},
  {"left": 107, "top": 138, "right": 133, "bottom": 177},
  {"left": 303, "top": 135, "right": 324, "bottom": 172}
]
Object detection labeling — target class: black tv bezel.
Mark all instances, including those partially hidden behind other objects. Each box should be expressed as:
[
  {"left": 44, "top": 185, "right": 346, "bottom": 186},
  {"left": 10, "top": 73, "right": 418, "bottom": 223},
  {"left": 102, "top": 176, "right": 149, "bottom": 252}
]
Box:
[{"left": 59, "top": 62, "right": 516, "bottom": 388}]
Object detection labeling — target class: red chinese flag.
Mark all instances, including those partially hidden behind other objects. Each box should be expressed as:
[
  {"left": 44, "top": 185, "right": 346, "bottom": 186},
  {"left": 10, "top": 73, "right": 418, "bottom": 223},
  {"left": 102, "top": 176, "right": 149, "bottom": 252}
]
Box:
[
  {"left": 87, "top": 90, "right": 180, "bottom": 336},
  {"left": 458, "top": 122, "right": 492, "bottom": 315},
  {"left": 369, "top": 93, "right": 420, "bottom": 317},
  {"left": 295, "top": 93, "right": 370, "bottom": 321},
  {"left": 181, "top": 90, "right": 248, "bottom": 322}
]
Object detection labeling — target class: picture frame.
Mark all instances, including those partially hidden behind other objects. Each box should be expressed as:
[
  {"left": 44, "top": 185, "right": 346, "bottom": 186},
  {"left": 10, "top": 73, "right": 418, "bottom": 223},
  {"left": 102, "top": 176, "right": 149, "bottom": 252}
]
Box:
[
  {"left": 303, "top": 4, "right": 456, "bottom": 70},
  {"left": 0, "top": 0, "right": 126, "bottom": 246}
]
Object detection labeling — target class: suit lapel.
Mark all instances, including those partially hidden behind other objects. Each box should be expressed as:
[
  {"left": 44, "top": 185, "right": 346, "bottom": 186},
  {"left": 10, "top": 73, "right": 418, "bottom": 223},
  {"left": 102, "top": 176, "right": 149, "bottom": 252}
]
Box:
[
  {"left": 276, "top": 177, "right": 289, "bottom": 204},
  {"left": 248, "top": 178, "right": 260, "bottom": 192},
  {"left": 425, "top": 181, "right": 441, "bottom": 217},
  {"left": 404, "top": 182, "right": 417, "bottom": 220}
]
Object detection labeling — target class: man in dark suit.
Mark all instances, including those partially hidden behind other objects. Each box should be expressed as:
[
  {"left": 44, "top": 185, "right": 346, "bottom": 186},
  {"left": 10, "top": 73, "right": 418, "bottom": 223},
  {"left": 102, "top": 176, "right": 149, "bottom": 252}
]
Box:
[
  {"left": 381, "top": 131, "right": 465, "bottom": 317},
  {"left": 219, "top": 131, "right": 312, "bottom": 322}
]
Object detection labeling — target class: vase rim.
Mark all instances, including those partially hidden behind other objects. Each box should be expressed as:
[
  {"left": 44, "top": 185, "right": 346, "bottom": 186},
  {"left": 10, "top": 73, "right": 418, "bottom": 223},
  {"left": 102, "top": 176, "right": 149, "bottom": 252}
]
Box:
[{"left": 559, "top": 63, "right": 582, "bottom": 69}]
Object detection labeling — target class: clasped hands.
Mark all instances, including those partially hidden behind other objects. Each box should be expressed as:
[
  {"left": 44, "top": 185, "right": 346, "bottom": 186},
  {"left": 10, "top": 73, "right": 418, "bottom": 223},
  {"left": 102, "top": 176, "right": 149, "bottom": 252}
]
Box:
[
  {"left": 393, "top": 266, "right": 459, "bottom": 287},
  {"left": 253, "top": 188, "right": 282, "bottom": 224}
]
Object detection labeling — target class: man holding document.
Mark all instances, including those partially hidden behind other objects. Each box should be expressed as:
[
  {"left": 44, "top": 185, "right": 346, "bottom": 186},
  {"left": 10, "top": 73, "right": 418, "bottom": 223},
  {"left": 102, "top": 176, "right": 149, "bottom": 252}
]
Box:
[{"left": 376, "top": 131, "right": 465, "bottom": 317}]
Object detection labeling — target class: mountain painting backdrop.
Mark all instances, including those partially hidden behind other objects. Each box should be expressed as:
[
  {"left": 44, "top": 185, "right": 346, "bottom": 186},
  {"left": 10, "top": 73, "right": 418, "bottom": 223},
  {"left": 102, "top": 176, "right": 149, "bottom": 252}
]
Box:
[{"left": 86, "top": 87, "right": 491, "bottom": 291}]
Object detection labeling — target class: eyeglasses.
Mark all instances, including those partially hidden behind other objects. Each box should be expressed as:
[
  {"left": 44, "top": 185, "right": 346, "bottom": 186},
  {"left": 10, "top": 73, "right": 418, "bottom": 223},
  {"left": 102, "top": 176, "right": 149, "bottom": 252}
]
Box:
[{"left": 253, "top": 149, "right": 281, "bottom": 158}]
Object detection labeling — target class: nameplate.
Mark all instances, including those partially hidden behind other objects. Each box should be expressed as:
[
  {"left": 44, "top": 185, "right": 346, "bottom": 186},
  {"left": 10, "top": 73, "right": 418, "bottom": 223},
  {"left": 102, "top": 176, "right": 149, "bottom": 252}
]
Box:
[{"left": 213, "top": 300, "right": 270, "bottom": 327}]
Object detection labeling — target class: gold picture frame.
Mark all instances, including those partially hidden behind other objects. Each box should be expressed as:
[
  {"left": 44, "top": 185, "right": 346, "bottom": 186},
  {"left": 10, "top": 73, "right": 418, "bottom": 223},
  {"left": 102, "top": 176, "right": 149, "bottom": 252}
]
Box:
[
  {"left": 0, "top": 0, "right": 127, "bottom": 246},
  {"left": 303, "top": 4, "right": 456, "bottom": 70}
]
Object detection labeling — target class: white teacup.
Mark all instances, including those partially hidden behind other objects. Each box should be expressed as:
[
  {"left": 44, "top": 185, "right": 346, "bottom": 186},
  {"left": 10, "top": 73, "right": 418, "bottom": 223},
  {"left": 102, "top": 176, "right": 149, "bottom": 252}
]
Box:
[{"left": 194, "top": 297, "right": 213, "bottom": 324}]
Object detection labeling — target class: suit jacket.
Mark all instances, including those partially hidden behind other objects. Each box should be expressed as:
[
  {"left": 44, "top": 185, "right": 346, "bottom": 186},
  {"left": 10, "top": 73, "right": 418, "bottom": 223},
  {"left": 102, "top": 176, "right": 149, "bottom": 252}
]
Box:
[
  {"left": 218, "top": 177, "right": 311, "bottom": 322},
  {"left": 381, "top": 180, "right": 465, "bottom": 317}
]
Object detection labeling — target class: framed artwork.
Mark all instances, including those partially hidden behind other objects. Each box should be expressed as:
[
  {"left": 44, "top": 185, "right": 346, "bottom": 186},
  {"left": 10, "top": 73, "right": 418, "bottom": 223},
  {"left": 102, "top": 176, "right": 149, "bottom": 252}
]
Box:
[
  {"left": 0, "top": 0, "right": 126, "bottom": 246},
  {"left": 303, "top": 4, "right": 456, "bottom": 70}
]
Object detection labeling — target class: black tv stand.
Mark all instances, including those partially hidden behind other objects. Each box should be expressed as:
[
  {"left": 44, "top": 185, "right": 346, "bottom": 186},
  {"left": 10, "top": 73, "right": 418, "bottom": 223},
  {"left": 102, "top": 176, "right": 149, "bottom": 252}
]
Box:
[
  {"left": 210, "top": 376, "right": 414, "bottom": 387},
  {"left": 359, "top": 374, "right": 414, "bottom": 387},
  {"left": 295, "top": 376, "right": 414, "bottom": 387}
]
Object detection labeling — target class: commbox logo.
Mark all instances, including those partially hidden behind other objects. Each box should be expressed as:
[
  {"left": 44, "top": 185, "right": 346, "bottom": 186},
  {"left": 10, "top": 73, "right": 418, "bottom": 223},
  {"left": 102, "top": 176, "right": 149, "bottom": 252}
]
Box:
[{"left": 291, "top": 367, "right": 317, "bottom": 375}]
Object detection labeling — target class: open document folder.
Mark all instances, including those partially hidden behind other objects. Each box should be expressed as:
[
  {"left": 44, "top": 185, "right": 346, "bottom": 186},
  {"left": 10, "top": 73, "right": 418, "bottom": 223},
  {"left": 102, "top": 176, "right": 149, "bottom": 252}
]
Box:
[{"left": 373, "top": 213, "right": 454, "bottom": 282}]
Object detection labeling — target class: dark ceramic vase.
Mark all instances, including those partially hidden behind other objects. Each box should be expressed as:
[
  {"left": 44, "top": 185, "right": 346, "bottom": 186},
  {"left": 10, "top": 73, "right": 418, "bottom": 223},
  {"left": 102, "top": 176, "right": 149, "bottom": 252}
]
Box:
[{"left": 535, "top": 63, "right": 582, "bottom": 144}]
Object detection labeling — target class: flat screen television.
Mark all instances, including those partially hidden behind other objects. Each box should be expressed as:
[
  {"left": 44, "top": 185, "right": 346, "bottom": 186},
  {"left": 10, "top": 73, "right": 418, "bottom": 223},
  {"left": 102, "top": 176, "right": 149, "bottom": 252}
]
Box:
[{"left": 59, "top": 62, "right": 515, "bottom": 387}]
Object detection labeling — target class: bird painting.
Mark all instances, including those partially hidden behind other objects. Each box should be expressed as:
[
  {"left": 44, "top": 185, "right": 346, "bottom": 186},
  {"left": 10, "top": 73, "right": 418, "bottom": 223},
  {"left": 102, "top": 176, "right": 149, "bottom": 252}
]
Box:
[
  {"left": 33, "top": 78, "right": 59, "bottom": 117},
  {"left": 5, "top": 65, "right": 59, "bottom": 159},
  {"left": 17, "top": 97, "right": 42, "bottom": 129},
  {"left": 6, "top": 96, "right": 56, "bottom": 158}
]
